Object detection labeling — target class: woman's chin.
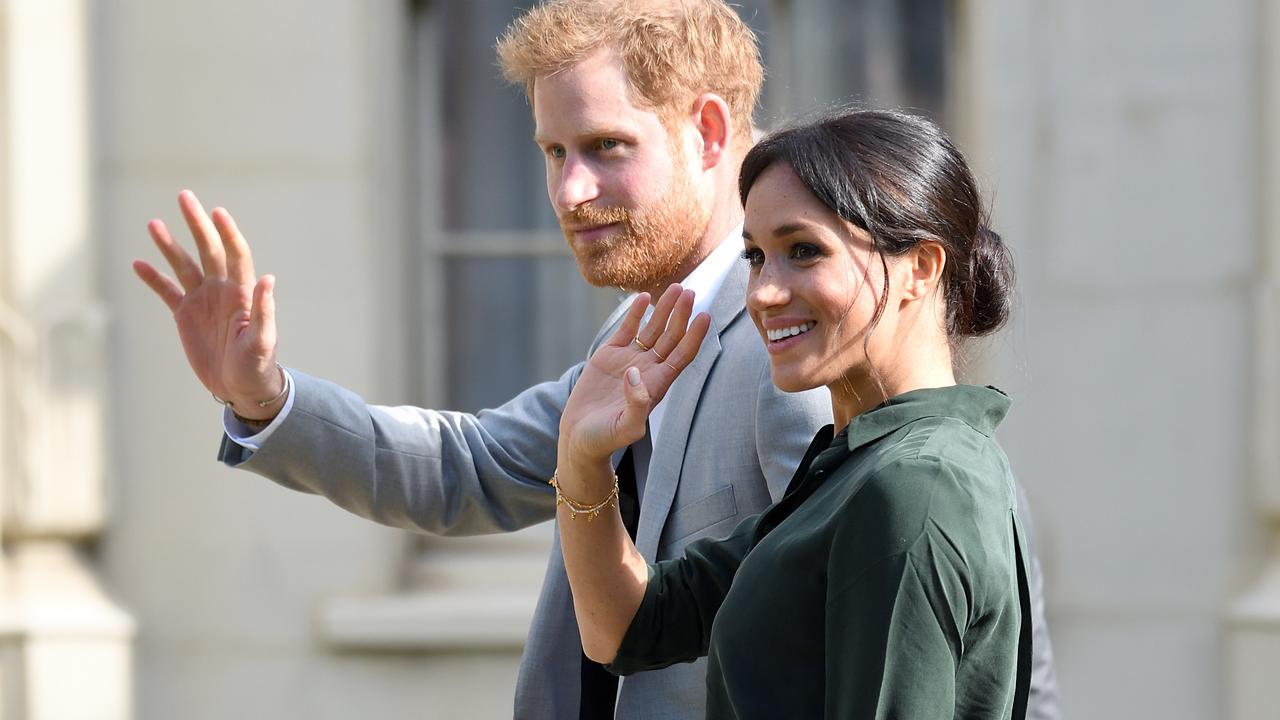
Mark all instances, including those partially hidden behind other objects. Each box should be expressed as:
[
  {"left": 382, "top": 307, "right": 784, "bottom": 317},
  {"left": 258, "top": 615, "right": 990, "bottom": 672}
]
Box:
[{"left": 768, "top": 366, "right": 824, "bottom": 395}]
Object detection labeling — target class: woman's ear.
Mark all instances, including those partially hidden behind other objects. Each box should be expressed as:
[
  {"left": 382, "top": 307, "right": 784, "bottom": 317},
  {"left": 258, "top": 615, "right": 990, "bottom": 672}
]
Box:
[
  {"left": 902, "top": 240, "right": 947, "bottom": 302},
  {"left": 688, "top": 93, "right": 732, "bottom": 171}
]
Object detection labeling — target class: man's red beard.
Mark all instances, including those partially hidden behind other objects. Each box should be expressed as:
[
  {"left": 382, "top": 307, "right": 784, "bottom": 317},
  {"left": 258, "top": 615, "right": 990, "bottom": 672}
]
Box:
[{"left": 559, "top": 169, "right": 711, "bottom": 292}]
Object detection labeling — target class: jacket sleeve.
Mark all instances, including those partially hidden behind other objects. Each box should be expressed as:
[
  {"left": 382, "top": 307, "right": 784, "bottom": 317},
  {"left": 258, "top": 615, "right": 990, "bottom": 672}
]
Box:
[
  {"left": 217, "top": 364, "right": 581, "bottom": 536},
  {"left": 1016, "top": 485, "right": 1063, "bottom": 720}
]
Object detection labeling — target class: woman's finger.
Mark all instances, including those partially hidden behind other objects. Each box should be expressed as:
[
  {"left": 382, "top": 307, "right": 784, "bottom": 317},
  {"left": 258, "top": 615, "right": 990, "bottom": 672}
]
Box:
[
  {"left": 616, "top": 366, "right": 653, "bottom": 436},
  {"left": 634, "top": 284, "right": 682, "bottom": 352},
  {"left": 605, "top": 293, "right": 651, "bottom": 348},
  {"left": 652, "top": 289, "right": 695, "bottom": 359},
  {"left": 660, "top": 311, "right": 712, "bottom": 375},
  {"left": 214, "top": 207, "right": 256, "bottom": 287},
  {"left": 178, "top": 189, "right": 228, "bottom": 278},
  {"left": 148, "top": 219, "right": 204, "bottom": 292},
  {"left": 132, "top": 260, "right": 185, "bottom": 312}
]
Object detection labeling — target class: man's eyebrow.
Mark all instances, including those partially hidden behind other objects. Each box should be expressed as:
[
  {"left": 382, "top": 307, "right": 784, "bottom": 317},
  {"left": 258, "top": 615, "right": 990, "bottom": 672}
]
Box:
[{"left": 533, "top": 127, "right": 632, "bottom": 145}]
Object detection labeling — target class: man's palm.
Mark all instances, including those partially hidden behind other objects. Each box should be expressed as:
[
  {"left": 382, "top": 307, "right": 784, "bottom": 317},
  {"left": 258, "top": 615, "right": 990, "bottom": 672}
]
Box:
[{"left": 133, "top": 190, "right": 281, "bottom": 412}]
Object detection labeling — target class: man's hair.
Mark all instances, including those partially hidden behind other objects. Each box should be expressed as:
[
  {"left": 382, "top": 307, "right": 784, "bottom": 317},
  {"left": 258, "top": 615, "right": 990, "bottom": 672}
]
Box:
[{"left": 497, "top": 0, "right": 763, "bottom": 145}]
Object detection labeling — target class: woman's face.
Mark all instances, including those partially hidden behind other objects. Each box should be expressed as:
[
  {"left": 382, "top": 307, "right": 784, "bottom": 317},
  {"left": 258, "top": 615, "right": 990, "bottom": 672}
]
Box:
[{"left": 743, "top": 163, "right": 900, "bottom": 395}]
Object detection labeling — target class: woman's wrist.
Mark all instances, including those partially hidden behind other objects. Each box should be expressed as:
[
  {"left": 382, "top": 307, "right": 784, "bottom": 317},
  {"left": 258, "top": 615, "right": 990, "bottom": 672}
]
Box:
[{"left": 553, "top": 445, "right": 615, "bottom": 494}]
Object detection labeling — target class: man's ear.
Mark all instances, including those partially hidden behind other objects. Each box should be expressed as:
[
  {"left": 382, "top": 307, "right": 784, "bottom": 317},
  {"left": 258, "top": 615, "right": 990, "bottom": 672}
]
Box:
[
  {"left": 688, "top": 93, "right": 732, "bottom": 171},
  {"left": 902, "top": 240, "right": 947, "bottom": 302}
]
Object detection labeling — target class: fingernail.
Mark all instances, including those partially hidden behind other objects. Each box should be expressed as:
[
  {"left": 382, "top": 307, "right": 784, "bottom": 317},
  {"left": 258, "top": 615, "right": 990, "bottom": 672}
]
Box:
[{"left": 626, "top": 367, "right": 641, "bottom": 386}]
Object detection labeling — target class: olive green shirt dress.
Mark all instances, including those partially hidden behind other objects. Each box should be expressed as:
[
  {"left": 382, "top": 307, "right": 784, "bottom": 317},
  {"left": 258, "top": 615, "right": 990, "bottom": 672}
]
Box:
[{"left": 607, "top": 384, "right": 1033, "bottom": 719}]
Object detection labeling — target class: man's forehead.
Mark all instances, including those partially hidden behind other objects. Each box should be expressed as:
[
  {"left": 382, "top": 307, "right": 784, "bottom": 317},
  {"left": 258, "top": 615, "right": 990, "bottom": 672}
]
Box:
[{"left": 531, "top": 82, "right": 672, "bottom": 142}]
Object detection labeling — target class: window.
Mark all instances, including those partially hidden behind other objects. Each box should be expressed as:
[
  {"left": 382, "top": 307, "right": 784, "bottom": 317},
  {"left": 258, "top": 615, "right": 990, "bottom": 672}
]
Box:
[{"left": 339, "top": 0, "right": 955, "bottom": 651}]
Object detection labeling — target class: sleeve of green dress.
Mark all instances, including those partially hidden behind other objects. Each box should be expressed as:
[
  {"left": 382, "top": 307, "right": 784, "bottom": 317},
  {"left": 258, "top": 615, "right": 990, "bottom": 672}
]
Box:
[
  {"left": 823, "top": 458, "right": 972, "bottom": 719},
  {"left": 606, "top": 513, "right": 762, "bottom": 675}
]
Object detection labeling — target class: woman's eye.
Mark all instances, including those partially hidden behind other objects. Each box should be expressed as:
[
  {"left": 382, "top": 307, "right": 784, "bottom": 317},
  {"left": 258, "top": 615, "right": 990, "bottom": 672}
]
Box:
[
  {"left": 791, "top": 243, "right": 819, "bottom": 261},
  {"left": 740, "top": 248, "right": 764, "bottom": 267}
]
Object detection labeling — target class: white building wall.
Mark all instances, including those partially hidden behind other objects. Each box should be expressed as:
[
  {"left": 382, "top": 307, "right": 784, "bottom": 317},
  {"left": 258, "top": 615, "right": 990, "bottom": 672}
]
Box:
[
  {"left": 95, "top": 1, "right": 521, "bottom": 717},
  {"left": 961, "top": 0, "right": 1264, "bottom": 717}
]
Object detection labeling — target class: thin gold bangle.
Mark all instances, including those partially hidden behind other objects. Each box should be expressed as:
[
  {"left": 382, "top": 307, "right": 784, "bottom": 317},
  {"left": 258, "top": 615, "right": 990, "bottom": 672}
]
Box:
[{"left": 211, "top": 361, "right": 289, "bottom": 409}]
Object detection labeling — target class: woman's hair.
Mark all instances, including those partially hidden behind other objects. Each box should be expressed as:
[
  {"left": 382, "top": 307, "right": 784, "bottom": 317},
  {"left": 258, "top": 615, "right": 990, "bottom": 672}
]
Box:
[
  {"left": 497, "top": 0, "right": 763, "bottom": 146},
  {"left": 739, "top": 109, "right": 1014, "bottom": 339}
]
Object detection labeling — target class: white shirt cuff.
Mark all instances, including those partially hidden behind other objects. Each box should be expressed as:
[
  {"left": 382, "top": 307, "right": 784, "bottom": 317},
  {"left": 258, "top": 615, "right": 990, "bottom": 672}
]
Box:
[{"left": 222, "top": 368, "right": 297, "bottom": 451}]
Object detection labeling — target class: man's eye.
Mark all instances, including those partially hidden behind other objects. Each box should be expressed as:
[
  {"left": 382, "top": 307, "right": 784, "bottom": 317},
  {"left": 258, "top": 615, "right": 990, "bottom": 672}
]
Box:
[
  {"left": 547, "top": 146, "right": 566, "bottom": 159},
  {"left": 598, "top": 138, "right": 620, "bottom": 150}
]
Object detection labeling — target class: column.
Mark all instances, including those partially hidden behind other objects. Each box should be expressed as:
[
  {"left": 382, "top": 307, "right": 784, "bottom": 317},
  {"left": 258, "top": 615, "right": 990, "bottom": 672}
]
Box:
[
  {"left": 1228, "top": 1, "right": 1280, "bottom": 716},
  {"left": 0, "top": 1, "right": 134, "bottom": 717}
]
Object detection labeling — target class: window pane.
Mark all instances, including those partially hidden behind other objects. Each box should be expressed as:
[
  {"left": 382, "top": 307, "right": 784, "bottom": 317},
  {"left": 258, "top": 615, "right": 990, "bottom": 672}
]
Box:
[
  {"left": 443, "top": 255, "right": 620, "bottom": 412},
  {"left": 438, "top": 1, "right": 556, "bottom": 232}
]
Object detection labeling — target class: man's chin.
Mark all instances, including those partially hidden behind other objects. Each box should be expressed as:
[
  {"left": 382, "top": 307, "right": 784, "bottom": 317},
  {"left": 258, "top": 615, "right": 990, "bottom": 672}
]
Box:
[{"left": 574, "top": 257, "right": 648, "bottom": 292}]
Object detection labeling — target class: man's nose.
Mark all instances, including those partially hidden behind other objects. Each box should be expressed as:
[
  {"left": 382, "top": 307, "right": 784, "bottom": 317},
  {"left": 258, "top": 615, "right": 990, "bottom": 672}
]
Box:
[{"left": 555, "top": 156, "right": 600, "bottom": 211}]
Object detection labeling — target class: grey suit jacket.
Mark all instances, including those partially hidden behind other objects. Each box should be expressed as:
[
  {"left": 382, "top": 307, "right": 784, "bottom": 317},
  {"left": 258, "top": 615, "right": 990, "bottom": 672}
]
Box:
[{"left": 219, "top": 262, "right": 1060, "bottom": 719}]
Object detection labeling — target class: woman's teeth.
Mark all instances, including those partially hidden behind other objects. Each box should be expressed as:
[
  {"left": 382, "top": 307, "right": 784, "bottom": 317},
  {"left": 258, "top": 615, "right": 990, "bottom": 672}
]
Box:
[{"left": 767, "top": 321, "right": 816, "bottom": 343}]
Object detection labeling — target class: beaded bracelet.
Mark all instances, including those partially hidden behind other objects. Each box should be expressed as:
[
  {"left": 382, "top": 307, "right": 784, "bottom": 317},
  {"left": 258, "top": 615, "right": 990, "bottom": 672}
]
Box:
[{"left": 548, "top": 470, "right": 620, "bottom": 522}]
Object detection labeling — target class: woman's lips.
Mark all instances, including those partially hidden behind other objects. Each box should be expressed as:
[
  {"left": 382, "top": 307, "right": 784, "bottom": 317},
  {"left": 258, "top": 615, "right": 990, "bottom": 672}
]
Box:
[{"left": 763, "top": 321, "right": 817, "bottom": 354}]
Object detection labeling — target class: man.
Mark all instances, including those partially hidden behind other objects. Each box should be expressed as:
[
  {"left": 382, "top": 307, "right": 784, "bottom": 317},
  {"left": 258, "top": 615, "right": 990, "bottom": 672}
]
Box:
[{"left": 133, "top": 1, "right": 1060, "bottom": 718}]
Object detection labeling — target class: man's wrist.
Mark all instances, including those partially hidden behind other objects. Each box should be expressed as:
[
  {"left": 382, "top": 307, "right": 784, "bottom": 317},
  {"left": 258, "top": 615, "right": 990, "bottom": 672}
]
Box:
[{"left": 219, "top": 363, "right": 289, "bottom": 422}]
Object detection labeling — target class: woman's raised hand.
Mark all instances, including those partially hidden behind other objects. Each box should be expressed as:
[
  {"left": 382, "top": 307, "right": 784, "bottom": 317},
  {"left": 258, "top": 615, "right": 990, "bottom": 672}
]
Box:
[
  {"left": 558, "top": 284, "right": 712, "bottom": 467},
  {"left": 131, "top": 190, "right": 283, "bottom": 420}
]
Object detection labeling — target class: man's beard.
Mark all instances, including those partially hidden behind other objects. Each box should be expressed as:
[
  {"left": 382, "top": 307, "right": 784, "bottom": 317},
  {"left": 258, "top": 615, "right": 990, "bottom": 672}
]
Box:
[{"left": 559, "top": 169, "right": 711, "bottom": 292}]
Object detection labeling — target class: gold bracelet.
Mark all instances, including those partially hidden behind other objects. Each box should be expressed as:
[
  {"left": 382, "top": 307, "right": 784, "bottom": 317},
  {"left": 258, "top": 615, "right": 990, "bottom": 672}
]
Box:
[
  {"left": 548, "top": 469, "right": 619, "bottom": 522},
  {"left": 212, "top": 362, "right": 289, "bottom": 410}
]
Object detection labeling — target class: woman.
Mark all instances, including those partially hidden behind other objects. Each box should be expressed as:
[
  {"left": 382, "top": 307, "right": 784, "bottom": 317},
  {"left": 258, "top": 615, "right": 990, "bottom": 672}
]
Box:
[{"left": 552, "top": 110, "right": 1032, "bottom": 718}]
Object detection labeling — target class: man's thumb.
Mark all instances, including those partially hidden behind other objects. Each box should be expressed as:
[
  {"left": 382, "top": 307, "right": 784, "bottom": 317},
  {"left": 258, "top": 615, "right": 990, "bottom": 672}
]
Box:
[{"left": 251, "top": 275, "right": 276, "bottom": 334}]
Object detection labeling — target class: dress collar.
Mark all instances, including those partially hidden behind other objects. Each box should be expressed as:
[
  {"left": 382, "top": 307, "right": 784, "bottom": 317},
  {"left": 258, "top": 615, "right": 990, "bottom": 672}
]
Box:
[{"left": 842, "top": 385, "right": 1012, "bottom": 453}]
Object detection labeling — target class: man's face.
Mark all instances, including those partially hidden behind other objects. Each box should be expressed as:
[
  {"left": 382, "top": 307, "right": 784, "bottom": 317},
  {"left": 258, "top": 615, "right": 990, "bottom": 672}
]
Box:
[{"left": 533, "top": 48, "right": 710, "bottom": 291}]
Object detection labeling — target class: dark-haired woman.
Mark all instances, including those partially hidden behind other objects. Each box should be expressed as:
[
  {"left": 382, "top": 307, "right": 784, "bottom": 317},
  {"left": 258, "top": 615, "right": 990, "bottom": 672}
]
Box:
[{"left": 551, "top": 110, "right": 1032, "bottom": 719}]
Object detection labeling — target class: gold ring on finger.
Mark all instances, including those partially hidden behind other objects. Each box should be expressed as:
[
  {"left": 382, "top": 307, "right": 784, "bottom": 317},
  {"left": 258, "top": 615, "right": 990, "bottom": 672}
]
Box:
[
  {"left": 650, "top": 348, "right": 667, "bottom": 362},
  {"left": 663, "top": 360, "right": 679, "bottom": 372},
  {"left": 633, "top": 337, "right": 654, "bottom": 352}
]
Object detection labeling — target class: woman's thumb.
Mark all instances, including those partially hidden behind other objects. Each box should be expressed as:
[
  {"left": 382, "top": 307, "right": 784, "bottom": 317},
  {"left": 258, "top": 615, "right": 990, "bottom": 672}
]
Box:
[{"left": 620, "top": 367, "right": 651, "bottom": 429}]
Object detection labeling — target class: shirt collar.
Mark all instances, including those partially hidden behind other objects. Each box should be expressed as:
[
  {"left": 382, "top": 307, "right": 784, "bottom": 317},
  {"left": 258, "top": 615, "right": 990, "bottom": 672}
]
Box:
[
  {"left": 681, "top": 225, "right": 744, "bottom": 318},
  {"left": 843, "top": 384, "right": 1012, "bottom": 453}
]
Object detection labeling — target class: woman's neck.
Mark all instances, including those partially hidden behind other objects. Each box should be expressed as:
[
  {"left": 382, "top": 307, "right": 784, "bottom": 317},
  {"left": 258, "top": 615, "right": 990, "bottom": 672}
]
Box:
[{"left": 828, "top": 340, "right": 956, "bottom": 429}]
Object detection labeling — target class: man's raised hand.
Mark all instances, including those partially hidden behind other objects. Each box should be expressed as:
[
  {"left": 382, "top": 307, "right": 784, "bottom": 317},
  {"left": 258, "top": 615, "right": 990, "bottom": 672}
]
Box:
[{"left": 132, "top": 190, "right": 283, "bottom": 420}]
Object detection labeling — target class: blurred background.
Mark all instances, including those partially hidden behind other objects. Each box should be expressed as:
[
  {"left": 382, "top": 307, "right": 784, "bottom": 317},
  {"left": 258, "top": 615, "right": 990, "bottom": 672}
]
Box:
[{"left": 1, "top": 0, "right": 1277, "bottom": 717}]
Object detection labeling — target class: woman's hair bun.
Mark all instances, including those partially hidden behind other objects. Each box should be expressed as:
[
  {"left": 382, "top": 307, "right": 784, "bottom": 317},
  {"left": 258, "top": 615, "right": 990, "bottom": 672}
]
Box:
[{"left": 953, "top": 226, "right": 1014, "bottom": 337}]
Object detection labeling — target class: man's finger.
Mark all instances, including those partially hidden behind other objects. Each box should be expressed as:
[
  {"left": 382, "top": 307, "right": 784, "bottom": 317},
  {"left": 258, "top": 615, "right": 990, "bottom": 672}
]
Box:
[
  {"left": 132, "top": 260, "right": 185, "bottom": 312},
  {"left": 606, "top": 293, "right": 651, "bottom": 348},
  {"left": 178, "top": 189, "right": 228, "bottom": 278},
  {"left": 214, "top": 207, "right": 256, "bottom": 286},
  {"left": 249, "top": 274, "right": 278, "bottom": 355},
  {"left": 148, "top": 219, "right": 204, "bottom": 292}
]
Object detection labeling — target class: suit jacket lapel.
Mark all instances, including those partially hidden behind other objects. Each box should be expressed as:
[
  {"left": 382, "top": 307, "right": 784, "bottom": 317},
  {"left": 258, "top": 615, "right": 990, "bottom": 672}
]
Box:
[{"left": 634, "top": 263, "right": 749, "bottom": 560}]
